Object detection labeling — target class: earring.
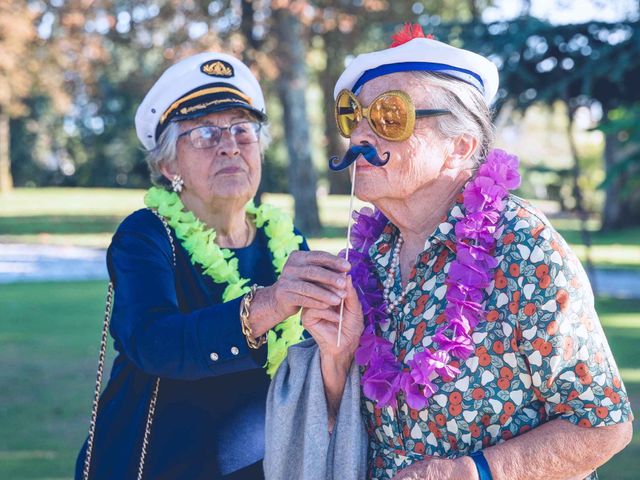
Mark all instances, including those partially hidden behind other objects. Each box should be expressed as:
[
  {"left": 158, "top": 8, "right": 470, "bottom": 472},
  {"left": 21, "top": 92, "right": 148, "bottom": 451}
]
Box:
[{"left": 171, "top": 174, "right": 184, "bottom": 193}]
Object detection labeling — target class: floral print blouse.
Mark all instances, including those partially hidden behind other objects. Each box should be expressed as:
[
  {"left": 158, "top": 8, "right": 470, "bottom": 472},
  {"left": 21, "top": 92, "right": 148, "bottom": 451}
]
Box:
[{"left": 363, "top": 194, "right": 632, "bottom": 480}]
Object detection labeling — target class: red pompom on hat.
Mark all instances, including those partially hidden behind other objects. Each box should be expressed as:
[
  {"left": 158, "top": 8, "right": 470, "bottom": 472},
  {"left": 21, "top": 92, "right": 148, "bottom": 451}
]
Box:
[{"left": 390, "top": 23, "right": 435, "bottom": 47}]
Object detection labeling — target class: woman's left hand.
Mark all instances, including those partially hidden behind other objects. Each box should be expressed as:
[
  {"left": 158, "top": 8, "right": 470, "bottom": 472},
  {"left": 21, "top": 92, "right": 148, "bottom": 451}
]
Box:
[{"left": 301, "top": 276, "right": 364, "bottom": 430}]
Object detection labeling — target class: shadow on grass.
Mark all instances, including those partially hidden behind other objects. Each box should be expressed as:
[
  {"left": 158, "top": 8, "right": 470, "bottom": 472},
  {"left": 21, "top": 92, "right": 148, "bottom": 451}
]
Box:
[
  {"left": 316, "top": 225, "right": 347, "bottom": 238},
  {"left": 0, "top": 215, "right": 351, "bottom": 238},
  {"left": 0, "top": 215, "right": 125, "bottom": 235},
  {"left": 0, "top": 216, "right": 349, "bottom": 239},
  {"left": 556, "top": 226, "right": 640, "bottom": 247}
]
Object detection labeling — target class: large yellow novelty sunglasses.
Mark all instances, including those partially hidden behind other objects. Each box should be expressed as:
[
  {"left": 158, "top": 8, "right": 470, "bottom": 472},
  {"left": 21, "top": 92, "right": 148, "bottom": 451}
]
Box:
[{"left": 335, "top": 89, "right": 451, "bottom": 142}]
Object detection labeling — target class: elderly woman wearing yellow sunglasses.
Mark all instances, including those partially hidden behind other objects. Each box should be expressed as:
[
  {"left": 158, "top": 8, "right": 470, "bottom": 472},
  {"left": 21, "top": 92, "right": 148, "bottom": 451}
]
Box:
[{"left": 265, "top": 25, "right": 632, "bottom": 480}]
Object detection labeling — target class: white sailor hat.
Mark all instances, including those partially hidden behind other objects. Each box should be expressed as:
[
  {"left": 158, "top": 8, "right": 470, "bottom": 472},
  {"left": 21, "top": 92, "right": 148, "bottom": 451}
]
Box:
[
  {"left": 334, "top": 26, "right": 499, "bottom": 105},
  {"left": 135, "top": 52, "right": 267, "bottom": 151}
]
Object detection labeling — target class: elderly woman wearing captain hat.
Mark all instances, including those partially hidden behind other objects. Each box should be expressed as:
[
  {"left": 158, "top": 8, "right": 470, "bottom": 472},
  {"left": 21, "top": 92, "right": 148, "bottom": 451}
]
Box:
[
  {"left": 265, "top": 25, "right": 632, "bottom": 480},
  {"left": 75, "top": 52, "right": 351, "bottom": 479}
]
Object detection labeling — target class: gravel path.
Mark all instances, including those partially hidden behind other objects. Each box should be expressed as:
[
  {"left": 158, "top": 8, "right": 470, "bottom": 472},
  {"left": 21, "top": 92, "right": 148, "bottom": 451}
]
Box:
[{"left": 0, "top": 243, "right": 107, "bottom": 284}]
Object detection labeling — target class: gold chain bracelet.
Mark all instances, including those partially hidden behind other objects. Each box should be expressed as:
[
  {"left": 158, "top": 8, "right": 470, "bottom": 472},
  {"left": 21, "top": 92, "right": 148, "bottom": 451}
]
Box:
[{"left": 240, "top": 284, "right": 267, "bottom": 349}]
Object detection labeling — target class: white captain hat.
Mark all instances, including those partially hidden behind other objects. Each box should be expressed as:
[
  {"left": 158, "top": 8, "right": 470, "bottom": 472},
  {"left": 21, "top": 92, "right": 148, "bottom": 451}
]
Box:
[
  {"left": 135, "top": 52, "right": 267, "bottom": 151},
  {"left": 334, "top": 24, "right": 499, "bottom": 105}
]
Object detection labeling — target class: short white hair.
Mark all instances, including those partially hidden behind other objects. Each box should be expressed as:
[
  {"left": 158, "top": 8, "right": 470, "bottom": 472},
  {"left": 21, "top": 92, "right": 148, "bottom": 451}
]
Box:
[
  {"left": 413, "top": 71, "right": 495, "bottom": 170},
  {"left": 145, "top": 117, "right": 272, "bottom": 188}
]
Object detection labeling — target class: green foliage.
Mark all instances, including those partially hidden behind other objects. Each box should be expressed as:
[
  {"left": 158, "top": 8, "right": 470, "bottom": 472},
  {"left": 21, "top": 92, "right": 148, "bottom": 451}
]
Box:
[
  {"left": 596, "top": 105, "right": 640, "bottom": 197},
  {"left": 423, "top": 17, "right": 640, "bottom": 112}
]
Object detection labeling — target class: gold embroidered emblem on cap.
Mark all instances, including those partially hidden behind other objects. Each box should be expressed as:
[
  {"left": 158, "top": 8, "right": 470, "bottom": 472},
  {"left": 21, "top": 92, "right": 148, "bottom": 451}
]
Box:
[{"left": 201, "top": 60, "right": 234, "bottom": 77}]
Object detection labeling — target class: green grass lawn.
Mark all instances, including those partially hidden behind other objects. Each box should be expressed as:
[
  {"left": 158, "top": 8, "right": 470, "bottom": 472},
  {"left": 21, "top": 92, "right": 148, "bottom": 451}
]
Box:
[
  {"left": 0, "top": 281, "right": 638, "bottom": 479},
  {"left": 1, "top": 188, "right": 638, "bottom": 267}
]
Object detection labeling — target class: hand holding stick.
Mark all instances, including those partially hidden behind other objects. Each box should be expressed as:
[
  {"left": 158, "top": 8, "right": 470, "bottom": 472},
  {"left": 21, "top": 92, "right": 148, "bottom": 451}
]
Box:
[{"left": 337, "top": 162, "right": 357, "bottom": 347}]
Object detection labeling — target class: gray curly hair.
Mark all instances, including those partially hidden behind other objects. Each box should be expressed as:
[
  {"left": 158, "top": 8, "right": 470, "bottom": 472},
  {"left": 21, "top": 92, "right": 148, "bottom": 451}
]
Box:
[
  {"left": 413, "top": 71, "right": 495, "bottom": 170},
  {"left": 145, "top": 118, "right": 272, "bottom": 189}
]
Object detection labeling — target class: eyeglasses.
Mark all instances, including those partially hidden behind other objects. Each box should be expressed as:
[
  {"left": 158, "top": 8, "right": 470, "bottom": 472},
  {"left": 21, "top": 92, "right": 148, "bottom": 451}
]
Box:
[
  {"left": 335, "top": 89, "right": 451, "bottom": 142},
  {"left": 177, "top": 121, "right": 261, "bottom": 149}
]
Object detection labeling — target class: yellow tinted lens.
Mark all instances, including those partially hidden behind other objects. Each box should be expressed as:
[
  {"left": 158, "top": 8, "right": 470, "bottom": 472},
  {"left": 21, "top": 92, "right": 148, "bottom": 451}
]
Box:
[
  {"left": 369, "top": 94, "right": 411, "bottom": 140},
  {"left": 335, "top": 91, "right": 360, "bottom": 137}
]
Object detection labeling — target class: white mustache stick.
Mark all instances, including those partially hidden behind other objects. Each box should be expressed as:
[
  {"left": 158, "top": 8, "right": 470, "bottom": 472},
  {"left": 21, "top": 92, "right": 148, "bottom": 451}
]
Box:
[{"left": 337, "top": 162, "right": 357, "bottom": 347}]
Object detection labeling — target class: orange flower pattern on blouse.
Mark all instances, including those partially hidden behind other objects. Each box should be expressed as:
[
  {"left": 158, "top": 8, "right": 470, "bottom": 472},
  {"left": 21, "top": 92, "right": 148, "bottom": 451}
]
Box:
[{"left": 363, "top": 195, "right": 632, "bottom": 480}]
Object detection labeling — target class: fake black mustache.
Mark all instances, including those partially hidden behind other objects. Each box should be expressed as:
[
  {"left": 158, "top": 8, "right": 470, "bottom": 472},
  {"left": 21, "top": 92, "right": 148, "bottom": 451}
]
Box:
[{"left": 329, "top": 144, "right": 390, "bottom": 171}]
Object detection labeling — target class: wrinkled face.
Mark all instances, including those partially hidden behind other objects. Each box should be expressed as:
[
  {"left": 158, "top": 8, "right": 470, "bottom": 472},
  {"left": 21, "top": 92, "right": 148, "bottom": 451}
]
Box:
[
  {"left": 348, "top": 72, "right": 452, "bottom": 205},
  {"left": 171, "top": 108, "right": 262, "bottom": 204}
]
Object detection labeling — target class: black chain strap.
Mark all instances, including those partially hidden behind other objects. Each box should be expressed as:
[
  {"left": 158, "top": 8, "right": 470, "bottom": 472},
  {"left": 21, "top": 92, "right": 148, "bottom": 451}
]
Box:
[{"left": 83, "top": 209, "right": 175, "bottom": 479}]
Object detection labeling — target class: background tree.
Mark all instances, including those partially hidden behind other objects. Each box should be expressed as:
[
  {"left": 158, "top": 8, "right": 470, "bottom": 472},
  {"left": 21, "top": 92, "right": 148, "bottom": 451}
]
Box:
[
  {"left": 5, "top": 1, "right": 639, "bottom": 231},
  {"left": 0, "top": 1, "right": 51, "bottom": 193},
  {"left": 597, "top": 105, "right": 640, "bottom": 229},
  {"left": 272, "top": 3, "right": 322, "bottom": 233},
  {"left": 450, "top": 17, "right": 640, "bottom": 229}
]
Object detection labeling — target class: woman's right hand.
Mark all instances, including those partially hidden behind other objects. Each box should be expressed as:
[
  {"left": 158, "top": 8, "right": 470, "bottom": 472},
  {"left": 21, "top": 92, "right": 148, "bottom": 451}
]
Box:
[
  {"left": 249, "top": 251, "right": 351, "bottom": 336},
  {"left": 301, "top": 276, "right": 364, "bottom": 361}
]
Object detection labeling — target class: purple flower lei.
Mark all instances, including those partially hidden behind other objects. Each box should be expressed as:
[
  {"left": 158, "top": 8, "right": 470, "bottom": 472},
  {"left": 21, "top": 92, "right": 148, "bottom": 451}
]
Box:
[{"left": 347, "top": 149, "right": 521, "bottom": 410}]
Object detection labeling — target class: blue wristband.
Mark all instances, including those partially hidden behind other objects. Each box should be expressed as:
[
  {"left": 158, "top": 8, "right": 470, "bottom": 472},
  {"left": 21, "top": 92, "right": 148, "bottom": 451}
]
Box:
[{"left": 470, "top": 450, "right": 493, "bottom": 480}]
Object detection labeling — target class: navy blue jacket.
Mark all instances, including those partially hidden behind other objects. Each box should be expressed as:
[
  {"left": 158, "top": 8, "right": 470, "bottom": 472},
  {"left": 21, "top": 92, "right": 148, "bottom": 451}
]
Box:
[{"left": 76, "top": 208, "right": 308, "bottom": 479}]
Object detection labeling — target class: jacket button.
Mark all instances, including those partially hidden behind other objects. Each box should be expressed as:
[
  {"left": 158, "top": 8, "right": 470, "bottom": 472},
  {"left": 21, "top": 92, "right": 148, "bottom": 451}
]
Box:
[
  {"left": 210, "top": 352, "right": 219, "bottom": 361},
  {"left": 231, "top": 346, "right": 239, "bottom": 356}
]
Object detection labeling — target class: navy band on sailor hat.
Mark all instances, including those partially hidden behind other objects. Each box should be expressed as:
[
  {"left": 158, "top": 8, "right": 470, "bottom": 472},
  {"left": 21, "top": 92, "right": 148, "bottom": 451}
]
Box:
[
  {"left": 334, "top": 35, "right": 499, "bottom": 105},
  {"left": 135, "top": 52, "right": 267, "bottom": 151}
]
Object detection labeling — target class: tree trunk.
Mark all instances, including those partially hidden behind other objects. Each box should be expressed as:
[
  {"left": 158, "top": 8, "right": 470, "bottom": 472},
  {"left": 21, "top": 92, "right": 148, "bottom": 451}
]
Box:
[
  {"left": 602, "top": 130, "right": 625, "bottom": 230},
  {"left": 468, "top": 0, "right": 480, "bottom": 21},
  {"left": 321, "top": 29, "right": 351, "bottom": 194},
  {"left": 239, "top": 0, "right": 263, "bottom": 206},
  {"left": 601, "top": 128, "right": 640, "bottom": 230},
  {"left": 0, "top": 111, "right": 13, "bottom": 195},
  {"left": 240, "top": 0, "right": 261, "bottom": 61},
  {"left": 566, "top": 105, "right": 596, "bottom": 294},
  {"left": 272, "top": 8, "right": 322, "bottom": 234}
]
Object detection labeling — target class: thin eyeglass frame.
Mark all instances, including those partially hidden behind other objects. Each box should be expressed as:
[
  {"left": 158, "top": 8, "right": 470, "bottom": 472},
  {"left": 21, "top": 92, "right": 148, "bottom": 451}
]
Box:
[{"left": 177, "top": 120, "right": 261, "bottom": 149}]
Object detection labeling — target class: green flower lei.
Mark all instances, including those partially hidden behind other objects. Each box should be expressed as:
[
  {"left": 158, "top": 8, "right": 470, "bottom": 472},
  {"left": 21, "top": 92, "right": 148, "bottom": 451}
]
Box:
[{"left": 144, "top": 186, "right": 305, "bottom": 377}]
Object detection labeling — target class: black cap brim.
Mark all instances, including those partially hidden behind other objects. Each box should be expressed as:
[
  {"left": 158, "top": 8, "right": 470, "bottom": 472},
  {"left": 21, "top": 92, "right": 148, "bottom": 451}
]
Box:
[{"left": 155, "top": 83, "right": 267, "bottom": 140}]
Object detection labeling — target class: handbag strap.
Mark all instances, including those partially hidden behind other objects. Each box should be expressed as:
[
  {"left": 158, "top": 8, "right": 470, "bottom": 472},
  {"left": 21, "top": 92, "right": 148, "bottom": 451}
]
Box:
[
  {"left": 82, "top": 282, "right": 114, "bottom": 480},
  {"left": 83, "top": 209, "right": 176, "bottom": 480}
]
